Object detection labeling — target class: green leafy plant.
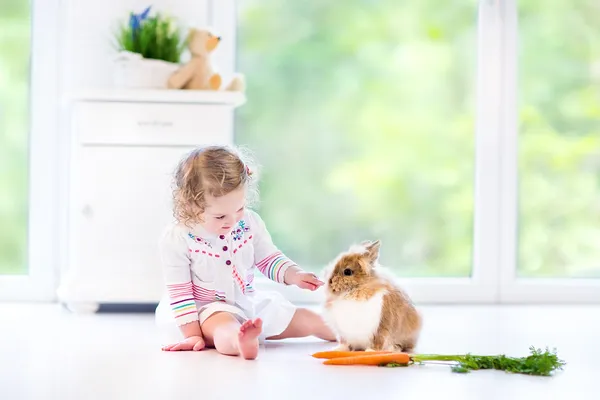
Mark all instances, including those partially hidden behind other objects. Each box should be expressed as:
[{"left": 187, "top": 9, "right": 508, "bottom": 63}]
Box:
[{"left": 113, "top": 6, "right": 186, "bottom": 63}]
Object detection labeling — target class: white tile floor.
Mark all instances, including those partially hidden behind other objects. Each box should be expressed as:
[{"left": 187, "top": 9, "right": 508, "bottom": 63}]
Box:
[{"left": 0, "top": 303, "right": 596, "bottom": 400}]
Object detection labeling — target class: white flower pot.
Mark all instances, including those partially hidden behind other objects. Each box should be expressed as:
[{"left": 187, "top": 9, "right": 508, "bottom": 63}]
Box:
[{"left": 113, "top": 51, "right": 180, "bottom": 89}]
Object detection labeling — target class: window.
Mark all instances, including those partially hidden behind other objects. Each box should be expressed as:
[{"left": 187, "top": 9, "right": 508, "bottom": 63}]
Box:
[
  {"left": 210, "top": 0, "right": 600, "bottom": 303},
  {"left": 234, "top": 0, "right": 478, "bottom": 278},
  {"left": 0, "top": 0, "right": 60, "bottom": 300},
  {"left": 0, "top": 1, "right": 30, "bottom": 275},
  {"left": 517, "top": 1, "right": 600, "bottom": 279}
]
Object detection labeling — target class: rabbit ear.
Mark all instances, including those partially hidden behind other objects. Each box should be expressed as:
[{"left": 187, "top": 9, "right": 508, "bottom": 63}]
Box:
[{"left": 363, "top": 240, "right": 381, "bottom": 263}]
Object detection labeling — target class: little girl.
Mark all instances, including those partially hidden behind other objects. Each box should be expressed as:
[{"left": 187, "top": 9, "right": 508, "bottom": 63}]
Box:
[{"left": 155, "top": 145, "right": 336, "bottom": 359}]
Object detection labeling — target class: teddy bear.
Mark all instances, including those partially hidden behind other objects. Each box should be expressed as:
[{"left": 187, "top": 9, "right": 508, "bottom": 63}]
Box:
[{"left": 167, "top": 28, "right": 244, "bottom": 92}]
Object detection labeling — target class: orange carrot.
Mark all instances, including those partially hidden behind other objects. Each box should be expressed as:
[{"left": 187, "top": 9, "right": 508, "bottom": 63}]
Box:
[
  {"left": 312, "top": 350, "right": 391, "bottom": 359},
  {"left": 323, "top": 353, "right": 411, "bottom": 366}
]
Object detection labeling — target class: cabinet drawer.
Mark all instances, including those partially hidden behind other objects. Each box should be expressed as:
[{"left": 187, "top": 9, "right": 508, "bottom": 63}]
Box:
[{"left": 73, "top": 102, "right": 233, "bottom": 146}]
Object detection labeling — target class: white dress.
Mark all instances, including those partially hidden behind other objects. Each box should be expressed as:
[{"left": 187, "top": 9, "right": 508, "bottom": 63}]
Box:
[{"left": 155, "top": 209, "right": 297, "bottom": 342}]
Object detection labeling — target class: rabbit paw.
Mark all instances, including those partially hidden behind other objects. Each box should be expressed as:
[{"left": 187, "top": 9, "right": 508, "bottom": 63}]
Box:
[{"left": 332, "top": 343, "right": 351, "bottom": 352}]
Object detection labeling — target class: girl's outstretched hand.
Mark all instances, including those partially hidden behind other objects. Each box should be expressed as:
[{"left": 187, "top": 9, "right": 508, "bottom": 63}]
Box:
[
  {"left": 286, "top": 270, "right": 324, "bottom": 291},
  {"left": 162, "top": 335, "right": 206, "bottom": 351}
]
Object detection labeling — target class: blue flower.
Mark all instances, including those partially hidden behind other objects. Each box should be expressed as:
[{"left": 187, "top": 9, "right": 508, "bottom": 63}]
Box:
[
  {"left": 129, "top": 14, "right": 138, "bottom": 32},
  {"left": 129, "top": 6, "right": 152, "bottom": 39},
  {"left": 139, "top": 6, "right": 151, "bottom": 20}
]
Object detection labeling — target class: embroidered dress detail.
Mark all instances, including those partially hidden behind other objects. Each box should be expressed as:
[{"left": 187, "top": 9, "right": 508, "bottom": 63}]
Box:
[
  {"left": 231, "top": 265, "right": 246, "bottom": 294},
  {"left": 188, "top": 248, "right": 220, "bottom": 257},
  {"left": 188, "top": 233, "right": 212, "bottom": 248},
  {"left": 231, "top": 220, "right": 250, "bottom": 241},
  {"left": 256, "top": 251, "right": 296, "bottom": 284},
  {"left": 232, "top": 235, "right": 253, "bottom": 254}
]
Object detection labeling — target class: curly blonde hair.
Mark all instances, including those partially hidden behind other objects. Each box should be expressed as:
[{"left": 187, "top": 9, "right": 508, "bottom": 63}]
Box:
[{"left": 172, "top": 145, "right": 258, "bottom": 227}]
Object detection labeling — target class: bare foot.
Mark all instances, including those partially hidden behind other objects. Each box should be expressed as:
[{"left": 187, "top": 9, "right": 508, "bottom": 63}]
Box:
[{"left": 237, "top": 318, "right": 262, "bottom": 360}]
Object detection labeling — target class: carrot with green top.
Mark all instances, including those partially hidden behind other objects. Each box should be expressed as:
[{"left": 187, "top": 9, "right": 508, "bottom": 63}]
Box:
[{"left": 316, "top": 346, "right": 566, "bottom": 377}]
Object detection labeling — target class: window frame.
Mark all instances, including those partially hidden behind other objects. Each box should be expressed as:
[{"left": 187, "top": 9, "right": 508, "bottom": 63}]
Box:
[
  {"left": 494, "top": 0, "right": 600, "bottom": 303},
  {"left": 211, "top": 0, "right": 600, "bottom": 304},
  {"left": 0, "top": 0, "right": 62, "bottom": 301}
]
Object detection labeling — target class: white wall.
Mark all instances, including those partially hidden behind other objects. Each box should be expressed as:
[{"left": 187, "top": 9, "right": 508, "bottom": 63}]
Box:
[{"left": 59, "top": 0, "right": 210, "bottom": 92}]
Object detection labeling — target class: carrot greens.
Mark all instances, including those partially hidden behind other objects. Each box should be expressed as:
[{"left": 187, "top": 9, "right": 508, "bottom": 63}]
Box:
[{"left": 391, "top": 346, "right": 565, "bottom": 376}]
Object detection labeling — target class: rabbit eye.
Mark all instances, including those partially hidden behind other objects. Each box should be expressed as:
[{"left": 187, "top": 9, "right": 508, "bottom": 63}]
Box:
[{"left": 343, "top": 268, "right": 353, "bottom": 276}]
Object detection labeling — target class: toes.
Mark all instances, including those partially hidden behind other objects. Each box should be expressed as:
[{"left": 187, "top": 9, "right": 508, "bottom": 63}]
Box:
[
  {"left": 240, "top": 318, "right": 263, "bottom": 336},
  {"left": 240, "top": 320, "right": 252, "bottom": 331},
  {"left": 240, "top": 320, "right": 252, "bottom": 334}
]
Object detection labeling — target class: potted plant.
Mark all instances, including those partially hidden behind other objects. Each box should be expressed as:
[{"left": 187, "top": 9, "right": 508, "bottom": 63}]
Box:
[{"left": 112, "top": 6, "right": 186, "bottom": 89}]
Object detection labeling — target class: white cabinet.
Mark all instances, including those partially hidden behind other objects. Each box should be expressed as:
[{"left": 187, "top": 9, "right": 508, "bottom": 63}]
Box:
[{"left": 57, "top": 90, "right": 245, "bottom": 312}]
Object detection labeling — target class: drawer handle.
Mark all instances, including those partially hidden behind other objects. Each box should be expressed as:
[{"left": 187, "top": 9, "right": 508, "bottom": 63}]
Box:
[{"left": 82, "top": 205, "right": 93, "bottom": 218}]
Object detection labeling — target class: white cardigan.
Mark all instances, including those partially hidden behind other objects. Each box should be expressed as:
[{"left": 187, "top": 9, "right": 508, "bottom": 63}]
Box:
[{"left": 159, "top": 209, "right": 296, "bottom": 326}]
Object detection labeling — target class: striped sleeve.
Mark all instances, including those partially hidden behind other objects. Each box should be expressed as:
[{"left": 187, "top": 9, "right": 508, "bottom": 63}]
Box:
[
  {"left": 248, "top": 210, "right": 297, "bottom": 284},
  {"left": 159, "top": 226, "right": 199, "bottom": 326}
]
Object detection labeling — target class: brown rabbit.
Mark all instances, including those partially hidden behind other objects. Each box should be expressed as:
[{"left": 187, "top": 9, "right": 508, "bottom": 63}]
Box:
[{"left": 323, "top": 240, "right": 421, "bottom": 352}]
